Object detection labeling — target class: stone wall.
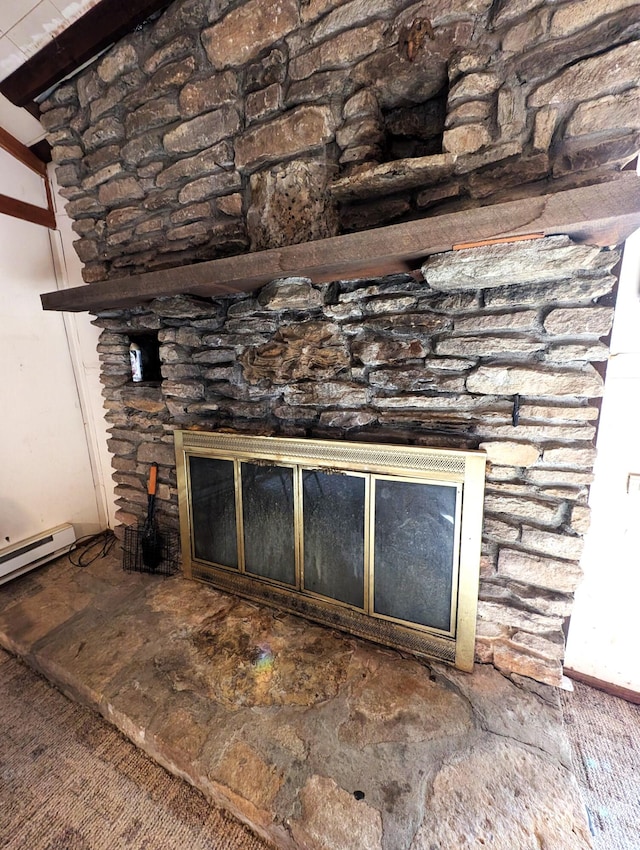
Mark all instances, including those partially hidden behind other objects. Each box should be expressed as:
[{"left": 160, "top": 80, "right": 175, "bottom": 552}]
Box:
[
  {"left": 40, "top": 0, "right": 640, "bottom": 281},
  {"left": 95, "top": 234, "right": 618, "bottom": 686},
  {"left": 37, "top": 0, "right": 638, "bottom": 685}
]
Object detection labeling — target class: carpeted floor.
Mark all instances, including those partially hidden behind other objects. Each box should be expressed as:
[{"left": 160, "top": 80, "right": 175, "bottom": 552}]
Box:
[
  {"left": 561, "top": 681, "right": 640, "bottom": 850},
  {"left": 0, "top": 648, "right": 274, "bottom": 850}
]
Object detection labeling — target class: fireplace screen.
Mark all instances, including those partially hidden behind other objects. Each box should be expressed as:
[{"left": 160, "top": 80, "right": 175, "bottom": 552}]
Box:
[{"left": 175, "top": 431, "right": 485, "bottom": 671}]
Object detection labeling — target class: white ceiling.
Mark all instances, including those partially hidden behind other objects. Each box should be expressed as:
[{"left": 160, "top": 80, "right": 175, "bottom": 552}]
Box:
[{"left": 0, "top": 0, "right": 100, "bottom": 144}]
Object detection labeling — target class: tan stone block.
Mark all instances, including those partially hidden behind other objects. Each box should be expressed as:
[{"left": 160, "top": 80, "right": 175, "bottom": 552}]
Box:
[
  {"left": 235, "top": 106, "right": 336, "bottom": 171},
  {"left": 484, "top": 494, "right": 562, "bottom": 526},
  {"left": 520, "top": 526, "right": 584, "bottom": 561},
  {"left": 480, "top": 441, "right": 540, "bottom": 467},
  {"left": 501, "top": 11, "right": 547, "bottom": 54},
  {"left": 290, "top": 21, "right": 385, "bottom": 80},
  {"left": 424, "top": 235, "right": 601, "bottom": 290},
  {"left": 291, "top": 775, "right": 383, "bottom": 850},
  {"left": 466, "top": 365, "right": 604, "bottom": 397},
  {"left": 542, "top": 447, "right": 597, "bottom": 467},
  {"left": 544, "top": 306, "right": 614, "bottom": 337},
  {"left": 246, "top": 83, "right": 282, "bottom": 122},
  {"left": 544, "top": 342, "right": 609, "bottom": 363},
  {"left": 477, "top": 600, "right": 561, "bottom": 635},
  {"left": 445, "top": 100, "right": 492, "bottom": 127},
  {"left": 179, "top": 71, "right": 238, "bottom": 117},
  {"left": 449, "top": 72, "right": 501, "bottom": 102},
  {"left": 569, "top": 504, "right": 591, "bottom": 534},
  {"left": 529, "top": 42, "right": 640, "bottom": 107},
  {"left": 566, "top": 89, "right": 640, "bottom": 138},
  {"left": 550, "top": 0, "right": 639, "bottom": 37},
  {"left": 411, "top": 737, "right": 590, "bottom": 846},
  {"left": 526, "top": 468, "right": 594, "bottom": 487},
  {"left": 483, "top": 517, "right": 520, "bottom": 543},
  {"left": 497, "top": 548, "right": 583, "bottom": 593},
  {"left": 216, "top": 741, "right": 284, "bottom": 811},
  {"left": 493, "top": 641, "right": 563, "bottom": 686},
  {"left": 217, "top": 193, "right": 243, "bottom": 217},
  {"left": 454, "top": 310, "right": 539, "bottom": 333},
  {"left": 202, "top": 0, "right": 298, "bottom": 68},
  {"left": 97, "top": 43, "right": 138, "bottom": 83},
  {"left": 443, "top": 123, "right": 491, "bottom": 155},
  {"left": 435, "top": 336, "right": 544, "bottom": 357},
  {"left": 163, "top": 106, "right": 240, "bottom": 154},
  {"left": 533, "top": 106, "right": 559, "bottom": 151}
]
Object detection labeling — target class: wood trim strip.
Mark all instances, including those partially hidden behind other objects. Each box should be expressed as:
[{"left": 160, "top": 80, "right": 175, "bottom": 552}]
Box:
[
  {"left": 0, "top": 0, "right": 172, "bottom": 107},
  {"left": 0, "top": 126, "right": 47, "bottom": 176},
  {"left": 0, "top": 126, "right": 56, "bottom": 228},
  {"left": 40, "top": 173, "right": 640, "bottom": 312},
  {"left": 0, "top": 193, "right": 56, "bottom": 229},
  {"left": 564, "top": 667, "right": 640, "bottom": 705}
]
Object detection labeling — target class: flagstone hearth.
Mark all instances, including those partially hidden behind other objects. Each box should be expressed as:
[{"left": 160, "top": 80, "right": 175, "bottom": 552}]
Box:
[{"left": 0, "top": 551, "right": 592, "bottom": 849}]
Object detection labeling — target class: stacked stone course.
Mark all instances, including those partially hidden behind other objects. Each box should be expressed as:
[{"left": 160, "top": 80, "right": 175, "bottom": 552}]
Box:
[
  {"left": 42, "top": 0, "right": 640, "bottom": 281},
  {"left": 94, "top": 235, "right": 617, "bottom": 685}
]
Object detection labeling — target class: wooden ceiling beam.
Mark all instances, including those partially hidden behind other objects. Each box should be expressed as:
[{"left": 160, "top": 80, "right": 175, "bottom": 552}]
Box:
[
  {"left": 0, "top": 0, "right": 172, "bottom": 108},
  {"left": 40, "top": 174, "right": 640, "bottom": 313}
]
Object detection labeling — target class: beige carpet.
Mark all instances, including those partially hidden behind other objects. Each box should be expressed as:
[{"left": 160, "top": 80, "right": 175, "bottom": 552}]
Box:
[
  {"left": 562, "top": 681, "right": 640, "bottom": 850},
  {"left": 0, "top": 648, "right": 275, "bottom": 850}
]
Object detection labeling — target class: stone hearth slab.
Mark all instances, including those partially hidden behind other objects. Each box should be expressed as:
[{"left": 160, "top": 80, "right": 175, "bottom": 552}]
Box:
[{"left": 0, "top": 551, "right": 592, "bottom": 850}]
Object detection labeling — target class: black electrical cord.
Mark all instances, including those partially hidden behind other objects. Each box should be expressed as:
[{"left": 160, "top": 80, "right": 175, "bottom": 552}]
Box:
[{"left": 68, "top": 529, "right": 117, "bottom": 568}]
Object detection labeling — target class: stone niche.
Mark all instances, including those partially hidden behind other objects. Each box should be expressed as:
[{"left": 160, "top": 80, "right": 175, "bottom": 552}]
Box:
[{"left": 40, "top": 0, "right": 638, "bottom": 686}]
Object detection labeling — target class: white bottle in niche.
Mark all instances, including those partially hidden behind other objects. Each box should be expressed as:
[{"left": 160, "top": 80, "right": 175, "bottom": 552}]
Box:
[{"left": 129, "top": 342, "right": 143, "bottom": 382}]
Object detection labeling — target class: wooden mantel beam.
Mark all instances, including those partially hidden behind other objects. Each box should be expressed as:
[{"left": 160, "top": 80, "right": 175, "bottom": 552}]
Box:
[{"left": 41, "top": 174, "right": 640, "bottom": 313}]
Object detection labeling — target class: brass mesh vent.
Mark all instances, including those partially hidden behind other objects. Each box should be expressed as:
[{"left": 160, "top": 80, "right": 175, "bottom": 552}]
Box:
[{"left": 181, "top": 431, "right": 466, "bottom": 475}]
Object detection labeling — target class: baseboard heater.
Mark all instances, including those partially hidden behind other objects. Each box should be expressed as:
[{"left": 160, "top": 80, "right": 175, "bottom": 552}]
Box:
[{"left": 0, "top": 523, "right": 76, "bottom": 586}]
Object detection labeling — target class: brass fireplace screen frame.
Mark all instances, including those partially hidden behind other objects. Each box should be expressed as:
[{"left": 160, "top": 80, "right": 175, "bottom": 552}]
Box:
[{"left": 174, "top": 430, "right": 486, "bottom": 671}]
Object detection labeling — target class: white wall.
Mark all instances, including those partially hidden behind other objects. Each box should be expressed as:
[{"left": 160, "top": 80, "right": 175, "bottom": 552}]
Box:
[
  {"left": 0, "top": 159, "right": 115, "bottom": 546},
  {"left": 565, "top": 227, "right": 640, "bottom": 693}
]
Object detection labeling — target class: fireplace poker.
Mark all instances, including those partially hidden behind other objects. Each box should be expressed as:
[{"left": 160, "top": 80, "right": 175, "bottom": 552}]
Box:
[{"left": 141, "top": 462, "right": 163, "bottom": 569}]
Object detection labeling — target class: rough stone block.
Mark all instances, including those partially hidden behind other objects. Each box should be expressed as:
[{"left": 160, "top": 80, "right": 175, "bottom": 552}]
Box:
[
  {"left": 466, "top": 365, "right": 604, "bottom": 397},
  {"left": 521, "top": 527, "right": 584, "bottom": 560},
  {"left": 493, "top": 641, "right": 563, "bottom": 686},
  {"left": 143, "top": 35, "right": 193, "bottom": 75},
  {"left": 529, "top": 42, "right": 640, "bottom": 107},
  {"left": 290, "top": 21, "right": 385, "bottom": 81},
  {"left": 155, "top": 142, "right": 233, "bottom": 188},
  {"left": 125, "top": 97, "right": 181, "bottom": 137},
  {"left": 245, "top": 83, "right": 282, "bottom": 122},
  {"left": 98, "top": 177, "right": 145, "bottom": 206},
  {"left": 497, "top": 548, "right": 583, "bottom": 593},
  {"left": 449, "top": 71, "right": 501, "bottom": 102},
  {"left": 423, "top": 236, "right": 601, "bottom": 291},
  {"left": 202, "top": 0, "right": 298, "bottom": 68},
  {"left": 550, "top": 0, "right": 639, "bottom": 37},
  {"left": 97, "top": 42, "right": 139, "bottom": 83},
  {"left": 544, "top": 306, "right": 614, "bottom": 337},
  {"left": 484, "top": 494, "right": 562, "bottom": 526},
  {"left": 443, "top": 123, "right": 491, "bottom": 155},
  {"left": 247, "top": 158, "right": 338, "bottom": 250},
  {"left": 163, "top": 106, "right": 241, "bottom": 154},
  {"left": 480, "top": 441, "right": 540, "bottom": 467},
  {"left": 235, "top": 106, "right": 336, "bottom": 171},
  {"left": 178, "top": 171, "right": 242, "bottom": 204},
  {"left": 179, "top": 71, "right": 239, "bottom": 117},
  {"left": 291, "top": 775, "right": 383, "bottom": 850},
  {"left": 435, "top": 336, "right": 544, "bottom": 357}
]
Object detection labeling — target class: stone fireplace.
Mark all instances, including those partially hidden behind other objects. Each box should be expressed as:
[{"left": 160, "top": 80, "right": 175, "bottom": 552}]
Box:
[{"left": 38, "top": 0, "right": 640, "bottom": 691}]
